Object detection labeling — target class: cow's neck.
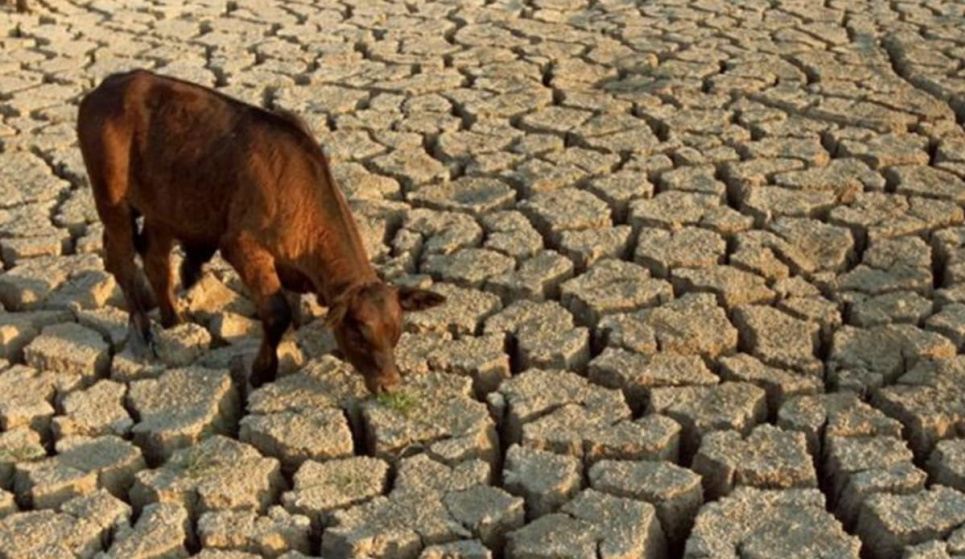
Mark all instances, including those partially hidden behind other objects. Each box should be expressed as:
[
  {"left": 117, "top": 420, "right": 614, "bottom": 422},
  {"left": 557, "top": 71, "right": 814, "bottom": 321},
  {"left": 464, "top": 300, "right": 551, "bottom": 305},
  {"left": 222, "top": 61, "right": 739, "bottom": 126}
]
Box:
[
  {"left": 298, "top": 145, "right": 380, "bottom": 306},
  {"left": 306, "top": 215, "right": 379, "bottom": 307},
  {"left": 293, "top": 212, "right": 376, "bottom": 304},
  {"left": 321, "top": 259, "right": 377, "bottom": 307}
]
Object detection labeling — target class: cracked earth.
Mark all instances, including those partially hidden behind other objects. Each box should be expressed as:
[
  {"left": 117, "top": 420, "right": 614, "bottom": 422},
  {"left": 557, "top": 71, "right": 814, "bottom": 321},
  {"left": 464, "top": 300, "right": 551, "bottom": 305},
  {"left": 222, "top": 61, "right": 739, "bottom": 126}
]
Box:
[{"left": 1, "top": 0, "right": 965, "bottom": 558}]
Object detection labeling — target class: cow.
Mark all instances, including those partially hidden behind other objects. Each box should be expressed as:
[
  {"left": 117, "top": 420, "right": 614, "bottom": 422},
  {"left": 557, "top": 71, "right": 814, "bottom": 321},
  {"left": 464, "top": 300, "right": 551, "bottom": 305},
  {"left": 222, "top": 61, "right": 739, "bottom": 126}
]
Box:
[
  {"left": 2, "top": 0, "right": 30, "bottom": 13},
  {"left": 76, "top": 69, "right": 444, "bottom": 393}
]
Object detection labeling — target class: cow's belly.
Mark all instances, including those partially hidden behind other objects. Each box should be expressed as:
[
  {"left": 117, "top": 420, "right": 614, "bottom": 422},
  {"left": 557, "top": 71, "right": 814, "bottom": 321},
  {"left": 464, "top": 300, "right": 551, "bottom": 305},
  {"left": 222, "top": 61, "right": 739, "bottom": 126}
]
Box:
[
  {"left": 136, "top": 207, "right": 224, "bottom": 247},
  {"left": 129, "top": 174, "right": 233, "bottom": 247}
]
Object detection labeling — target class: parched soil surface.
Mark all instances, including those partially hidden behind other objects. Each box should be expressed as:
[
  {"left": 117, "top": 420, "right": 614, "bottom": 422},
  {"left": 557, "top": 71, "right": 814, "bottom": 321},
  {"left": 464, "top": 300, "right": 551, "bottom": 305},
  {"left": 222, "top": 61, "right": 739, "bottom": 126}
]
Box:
[{"left": 1, "top": 1, "right": 965, "bottom": 558}]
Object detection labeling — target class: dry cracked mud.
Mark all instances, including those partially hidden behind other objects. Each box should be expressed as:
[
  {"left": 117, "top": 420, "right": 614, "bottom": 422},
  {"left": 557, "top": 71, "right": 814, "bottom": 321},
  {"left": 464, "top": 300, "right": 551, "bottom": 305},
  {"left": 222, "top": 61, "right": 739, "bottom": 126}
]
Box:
[{"left": 2, "top": 0, "right": 965, "bottom": 558}]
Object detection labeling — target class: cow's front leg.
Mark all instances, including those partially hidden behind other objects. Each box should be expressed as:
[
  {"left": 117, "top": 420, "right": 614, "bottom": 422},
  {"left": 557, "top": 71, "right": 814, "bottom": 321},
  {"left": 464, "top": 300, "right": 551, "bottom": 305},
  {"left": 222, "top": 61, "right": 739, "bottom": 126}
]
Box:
[
  {"left": 252, "top": 291, "right": 293, "bottom": 386},
  {"left": 220, "top": 233, "right": 291, "bottom": 388}
]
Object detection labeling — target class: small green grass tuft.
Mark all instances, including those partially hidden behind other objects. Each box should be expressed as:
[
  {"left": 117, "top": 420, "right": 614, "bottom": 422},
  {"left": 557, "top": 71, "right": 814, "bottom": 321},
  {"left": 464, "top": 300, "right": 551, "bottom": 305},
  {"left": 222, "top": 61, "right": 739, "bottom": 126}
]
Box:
[
  {"left": 325, "top": 468, "right": 369, "bottom": 490},
  {"left": 179, "top": 447, "right": 220, "bottom": 479},
  {"left": 376, "top": 389, "right": 420, "bottom": 415},
  {"left": 0, "top": 444, "right": 44, "bottom": 463}
]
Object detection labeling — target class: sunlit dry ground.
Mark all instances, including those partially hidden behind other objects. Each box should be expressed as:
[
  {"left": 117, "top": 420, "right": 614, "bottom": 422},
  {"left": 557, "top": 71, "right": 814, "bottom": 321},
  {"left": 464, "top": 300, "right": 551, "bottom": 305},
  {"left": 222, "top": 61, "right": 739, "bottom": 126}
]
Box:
[{"left": 1, "top": 1, "right": 965, "bottom": 558}]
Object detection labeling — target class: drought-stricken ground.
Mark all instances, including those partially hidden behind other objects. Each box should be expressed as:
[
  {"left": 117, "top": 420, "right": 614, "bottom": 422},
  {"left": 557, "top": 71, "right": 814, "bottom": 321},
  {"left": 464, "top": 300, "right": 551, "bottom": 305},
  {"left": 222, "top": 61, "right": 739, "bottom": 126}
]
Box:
[{"left": 1, "top": 0, "right": 965, "bottom": 558}]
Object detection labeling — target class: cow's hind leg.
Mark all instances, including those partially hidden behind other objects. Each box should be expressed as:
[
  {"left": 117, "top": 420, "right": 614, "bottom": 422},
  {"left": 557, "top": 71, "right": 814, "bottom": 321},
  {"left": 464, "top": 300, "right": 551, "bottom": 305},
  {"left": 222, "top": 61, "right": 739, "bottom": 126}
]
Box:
[
  {"left": 220, "top": 233, "right": 292, "bottom": 387},
  {"left": 101, "top": 204, "right": 157, "bottom": 357},
  {"left": 180, "top": 242, "right": 216, "bottom": 290},
  {"left": 79, "top": 109, "right": 155, "bottom": 357},
  {"left": 141, "top": 223, "right": 181, "bottom": 328}
]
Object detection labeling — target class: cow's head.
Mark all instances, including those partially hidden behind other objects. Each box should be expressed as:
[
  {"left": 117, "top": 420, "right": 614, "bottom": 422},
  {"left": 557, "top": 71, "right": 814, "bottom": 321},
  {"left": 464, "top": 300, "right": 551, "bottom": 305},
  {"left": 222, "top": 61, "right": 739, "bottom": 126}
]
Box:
[{"left": 325, "top": 282, "right": 445, "bottom": 394}]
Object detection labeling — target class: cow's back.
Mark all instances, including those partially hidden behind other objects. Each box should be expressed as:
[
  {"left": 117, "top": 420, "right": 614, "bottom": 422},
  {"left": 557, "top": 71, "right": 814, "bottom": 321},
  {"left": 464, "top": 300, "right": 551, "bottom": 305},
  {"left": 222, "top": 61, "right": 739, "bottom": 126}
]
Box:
[
  {"left": 78, "top": 70, "right": 373, "bottom": 290},
  {"left": 78, "top": 70, "right": 310, "bottom": 249}
]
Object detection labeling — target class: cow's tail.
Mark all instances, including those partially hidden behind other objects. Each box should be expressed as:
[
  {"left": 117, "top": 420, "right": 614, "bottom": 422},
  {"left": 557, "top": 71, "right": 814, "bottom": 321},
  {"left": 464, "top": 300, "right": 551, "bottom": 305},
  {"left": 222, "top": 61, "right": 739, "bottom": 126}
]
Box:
[{"left": 131, "top": 208, "right": 148, "bottom": 255}]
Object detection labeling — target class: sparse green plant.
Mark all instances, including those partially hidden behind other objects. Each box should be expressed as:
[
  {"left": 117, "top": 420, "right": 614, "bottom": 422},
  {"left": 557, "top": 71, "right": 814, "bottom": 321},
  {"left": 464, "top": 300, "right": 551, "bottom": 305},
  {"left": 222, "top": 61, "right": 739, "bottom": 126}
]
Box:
[
  {"left": 325, "top": 468, "right": 369, "bottom": 489},
  {"left": 376, "top": 389, "right": 420, "bottom": 415},
  {"left": 0, "top": 444, "right": 44, "bottom": 463},
  {"left": 179, "top": 447, "right": 220, "bottom": 479}
]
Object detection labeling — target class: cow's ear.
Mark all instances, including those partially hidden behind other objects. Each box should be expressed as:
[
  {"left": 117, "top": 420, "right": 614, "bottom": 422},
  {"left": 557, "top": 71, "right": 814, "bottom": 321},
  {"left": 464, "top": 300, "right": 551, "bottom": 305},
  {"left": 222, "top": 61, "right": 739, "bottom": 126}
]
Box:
[{"left": 397, "top": 286, "right": 445, "bottom": 312}]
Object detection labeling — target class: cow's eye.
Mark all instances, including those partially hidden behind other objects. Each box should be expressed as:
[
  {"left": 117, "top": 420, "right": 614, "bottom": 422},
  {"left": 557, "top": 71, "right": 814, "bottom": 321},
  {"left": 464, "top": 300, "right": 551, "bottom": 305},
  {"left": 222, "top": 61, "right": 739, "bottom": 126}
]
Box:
[
  {"left": 357, "top": 322, "right": 375, "bottom": 341},
  {"left": 341, "top": 323, "right": 362, "bottom": 342},
  {"left": 352, "top": 325, "right": 369, "bottom": 344}
]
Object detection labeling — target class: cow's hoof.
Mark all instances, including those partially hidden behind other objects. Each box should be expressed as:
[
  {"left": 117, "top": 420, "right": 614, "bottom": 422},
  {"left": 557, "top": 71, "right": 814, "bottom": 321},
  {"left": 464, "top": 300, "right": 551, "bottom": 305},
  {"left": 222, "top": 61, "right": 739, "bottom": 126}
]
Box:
[
  {"left": 127, "top": 322, "right": 158, "bottom": 360},
  {"left": 160, "top": 311, "right": 184, "bottom": 330},
  {"left": 249, "top": 369, "right": 276, "bottom": 389},
  {"left": 249, "top": 358, "right": 277, "bottom": 389}
]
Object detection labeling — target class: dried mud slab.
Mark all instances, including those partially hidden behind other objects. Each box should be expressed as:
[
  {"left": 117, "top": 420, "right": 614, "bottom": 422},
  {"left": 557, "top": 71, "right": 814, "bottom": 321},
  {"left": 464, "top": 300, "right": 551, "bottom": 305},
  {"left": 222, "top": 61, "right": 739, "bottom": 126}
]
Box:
[
  {"left": 130, "top": 435, "right": 285, "bottom": 520},
  {"left": 490, "top": 368, "right": 680, "bottom": 464},
  {"left": 5, "top": 0, "right": 965, "bottom": 554},
  {"left": 691, "top": 425, "right": 816, "bottom": 499},
  {"left": 505, "top": 489, "right": 667, "bottom": 559},
  {"left": 684, "top": 488, "right": 861, "bottom": 559},
  {"left": 856, "top": 486, "right": 965, "bottom": 559},
  {"left": 127, "top": 367, "right": 241, "bottom": 464}
]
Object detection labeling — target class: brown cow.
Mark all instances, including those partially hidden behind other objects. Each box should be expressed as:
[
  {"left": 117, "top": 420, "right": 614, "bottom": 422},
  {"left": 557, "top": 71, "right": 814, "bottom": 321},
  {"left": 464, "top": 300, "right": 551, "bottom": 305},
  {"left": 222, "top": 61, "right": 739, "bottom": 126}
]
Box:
[
  {"left": 1, "top": 0, "right": 30, "bottom": 13},
  {"left": 76, "top": 69, "right": 444, "bottom": 393}
]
